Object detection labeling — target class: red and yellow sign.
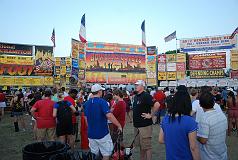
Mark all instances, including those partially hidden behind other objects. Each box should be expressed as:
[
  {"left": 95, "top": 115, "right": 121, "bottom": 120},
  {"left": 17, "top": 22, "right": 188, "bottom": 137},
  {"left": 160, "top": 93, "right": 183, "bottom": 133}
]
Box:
[
  {"left": 158, "top": 72, "right": 167, "bottom": 80},
  {"left": 34, "top": 46, "right": 54, "bottom": 76},
  {"left": 86, "top": 52, "right": 146, "bottom": 73},
  {"left": 0, "top": 56, "right": 33, "bottom": 65},
  {"left": 167, "top": 72, "right": 176, "bottom": 80},
  {"left": 0, "top": 64, "right": 34, "bottom": 76},
  {"left": 189, "top": 52, "right": 226, "bottom": 70}
]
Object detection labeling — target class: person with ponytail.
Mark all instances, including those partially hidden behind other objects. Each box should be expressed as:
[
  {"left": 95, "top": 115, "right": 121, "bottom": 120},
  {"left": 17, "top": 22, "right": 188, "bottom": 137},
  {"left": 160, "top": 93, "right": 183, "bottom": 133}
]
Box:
[{"left": 159, "top": 85, "right": 200, "bottom": 160}]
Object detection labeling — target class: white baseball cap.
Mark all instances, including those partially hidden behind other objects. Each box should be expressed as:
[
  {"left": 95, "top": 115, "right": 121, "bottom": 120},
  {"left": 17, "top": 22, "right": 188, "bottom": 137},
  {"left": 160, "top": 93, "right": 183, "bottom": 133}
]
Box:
[
  {"left": 227, "top": 88, "right": 234, "bottom": 92},
  {"left": 135, "top": 80, "right": 145, "bottom": 86},
  {"left": 91, "top": 84, "right": 105, "bottom": 92}
]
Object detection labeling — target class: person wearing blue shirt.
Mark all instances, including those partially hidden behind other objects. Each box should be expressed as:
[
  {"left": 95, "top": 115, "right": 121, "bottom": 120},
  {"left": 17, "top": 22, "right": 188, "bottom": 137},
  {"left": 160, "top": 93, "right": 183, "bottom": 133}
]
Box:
[
  {"left": 83, "top": 84, "right": 122, "bottom": 160},
  {"left": 159, "top": 85, "right": 200, "bottom": 160}
]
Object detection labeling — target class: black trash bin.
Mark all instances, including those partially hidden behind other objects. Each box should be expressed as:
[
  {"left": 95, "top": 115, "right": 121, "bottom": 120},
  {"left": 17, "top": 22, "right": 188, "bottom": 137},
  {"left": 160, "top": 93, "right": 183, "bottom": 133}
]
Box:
[
  {"left": 49, "top": 150, "right": 93, "bottom": 160},
  {"left": 22, "top": 141, "right": 69, "bottom": 160}
]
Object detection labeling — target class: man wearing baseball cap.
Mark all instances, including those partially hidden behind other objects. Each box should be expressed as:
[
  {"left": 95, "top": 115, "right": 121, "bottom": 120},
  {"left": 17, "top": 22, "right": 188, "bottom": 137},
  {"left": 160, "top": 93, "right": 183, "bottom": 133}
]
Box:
[
  {"left": 133, "top": 80, "right": 154, "bottom": 160},
  {"left": 83, "top": 84, "right": 122, "bottom": 160}
]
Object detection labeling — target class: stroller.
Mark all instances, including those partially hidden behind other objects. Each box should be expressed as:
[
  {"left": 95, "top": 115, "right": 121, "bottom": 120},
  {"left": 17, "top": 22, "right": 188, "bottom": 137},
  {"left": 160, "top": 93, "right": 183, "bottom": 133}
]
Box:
[
  {"left": 49, "top": 131, "right": 139, "bottom": 160},
  {"left": 111, "top": 130, "right": 139, "bottom": 160}
]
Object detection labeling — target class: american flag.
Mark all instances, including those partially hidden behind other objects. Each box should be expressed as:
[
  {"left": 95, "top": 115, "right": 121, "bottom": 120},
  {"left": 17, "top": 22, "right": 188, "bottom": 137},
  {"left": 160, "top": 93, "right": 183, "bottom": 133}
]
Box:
[
  {"left": 164, "top": 31, "right": 176, "bottom": 42},
  {"left": 51, "top": 29, "right": 56, "bottom": 47},
  {"left": 230, "top": 27, "right": 238, "bottom": 39}
]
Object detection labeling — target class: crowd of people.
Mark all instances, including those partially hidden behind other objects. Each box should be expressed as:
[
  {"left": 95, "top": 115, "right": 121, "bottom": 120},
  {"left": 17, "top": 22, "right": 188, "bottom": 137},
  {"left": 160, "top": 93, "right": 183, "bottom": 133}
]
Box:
[{"left": 0, "top": 81, "right": 237, "bottom": 160}]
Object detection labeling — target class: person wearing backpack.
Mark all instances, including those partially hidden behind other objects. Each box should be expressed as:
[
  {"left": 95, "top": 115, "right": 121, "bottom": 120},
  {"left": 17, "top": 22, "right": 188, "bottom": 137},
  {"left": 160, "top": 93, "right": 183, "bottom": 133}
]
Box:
[
  {"left": 11, "top": 91, "right": 26, "bottom": 132},
  {"left": 53, "top": 93, "right": 77, "bottom": 149}
]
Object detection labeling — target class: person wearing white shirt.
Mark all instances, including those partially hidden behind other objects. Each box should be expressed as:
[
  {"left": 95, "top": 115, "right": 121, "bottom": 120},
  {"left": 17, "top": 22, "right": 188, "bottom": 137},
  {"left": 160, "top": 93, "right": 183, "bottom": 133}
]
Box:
[
  {"left": 191, "top": 86, "right": 223, "bottom": 123},
  {"left": 191, "top": 99, "right": 222, "bottom": 123}
]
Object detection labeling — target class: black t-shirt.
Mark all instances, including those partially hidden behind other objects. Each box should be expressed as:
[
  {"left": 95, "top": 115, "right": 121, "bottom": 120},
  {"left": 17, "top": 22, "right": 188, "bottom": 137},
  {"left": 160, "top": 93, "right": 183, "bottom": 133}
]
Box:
[{"left": 133, "top": 91, "right": 153, "bottom": 128}]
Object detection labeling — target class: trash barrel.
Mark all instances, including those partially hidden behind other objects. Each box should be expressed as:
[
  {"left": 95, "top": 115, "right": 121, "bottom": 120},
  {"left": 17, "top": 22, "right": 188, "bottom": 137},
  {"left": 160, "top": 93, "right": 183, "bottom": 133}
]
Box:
[
  {"left": 22, "top": 141, "right": 69, "bottom": 160},
  {"left": 49, "top": 150, "right": 93, "bottom": 160}
]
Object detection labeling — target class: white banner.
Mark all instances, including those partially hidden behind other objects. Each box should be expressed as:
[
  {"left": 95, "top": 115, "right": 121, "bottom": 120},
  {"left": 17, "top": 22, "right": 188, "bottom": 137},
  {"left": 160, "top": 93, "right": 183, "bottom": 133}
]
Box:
[
  {"left": 186, "top": 80, "right": 197, "bottom": 87},
  {"left": 217, "top": 79, "right": 228, "bottom": 87},
  {"left": 197, "top": 80, "right": 207, "bottom": 87},
  {"left": 206, "top": 80, "right": 217, "bottom": 86},
  {"left": 180, "top": 35, "right": 236, "bottom": 52},
  {"left": 160, "top": 81, "right": 168, "bottom": 87},
  {"left": 228, "top": 79, "right": 238, "bottom": 87},
  {"left": 168, "top": 81, "right": 177, "bottom": 87},
  {"left": 158, "top": 63, "right": 166, "bottom": 72},
  {"left": 178, "top": 80, "right": 187, "bottom": 86},
  {"left": 166, "top": 63, "right": 176, "bottom": 71}
]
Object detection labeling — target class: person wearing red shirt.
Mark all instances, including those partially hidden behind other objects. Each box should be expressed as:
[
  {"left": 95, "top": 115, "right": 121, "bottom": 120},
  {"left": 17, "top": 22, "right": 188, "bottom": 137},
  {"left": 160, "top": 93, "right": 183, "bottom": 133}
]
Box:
[
  {"left": 111, "top": 89, "right": 126, "bottom": 143},
  {"left": 0, "top": 88, "right": 6, "bottom": 120},
  {"left": 64, "top": 89, "right": 79, "bottom": 147},
  {"left": 153, "top": 88, "right": 166, "bottom": 124},
  {"left": 31, "top": 89, "right": 56, "bottom": 141}
]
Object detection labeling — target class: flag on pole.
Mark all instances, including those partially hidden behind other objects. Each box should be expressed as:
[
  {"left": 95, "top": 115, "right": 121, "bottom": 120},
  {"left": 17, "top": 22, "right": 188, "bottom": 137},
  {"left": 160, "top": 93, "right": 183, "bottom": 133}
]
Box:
[
  {"left": 164, "top": 31, "right": 176, "bottom": 42},
  {"left": 51, "top": 29, "right": 56, "bottom": 47},
  {"left": 230, "top": 27, "right": 238, "bottom": 39},
  {"left": 141, "top": 20, "right": 146, "bottom": 47},
  {"left": 79, "top": 14, "right": 87, "bottom": 43}
]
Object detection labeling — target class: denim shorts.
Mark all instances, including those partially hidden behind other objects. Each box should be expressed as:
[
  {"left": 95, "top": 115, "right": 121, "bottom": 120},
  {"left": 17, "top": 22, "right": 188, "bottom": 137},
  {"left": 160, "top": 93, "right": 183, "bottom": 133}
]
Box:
[{"left": 12, "top": 112, "right": 23, "bottom": 116}]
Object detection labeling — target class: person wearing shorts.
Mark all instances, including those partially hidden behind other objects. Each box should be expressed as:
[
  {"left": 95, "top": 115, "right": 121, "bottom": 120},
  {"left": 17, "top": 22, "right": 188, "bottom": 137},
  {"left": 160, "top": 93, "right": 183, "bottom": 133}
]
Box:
[
  {"left": 64, "top": 89, "right": 79, "bottom": 145},
  {"left": 10, "top": 91, "right": 26, "bottom": 132},
  {"left": 83, "top": 84, "right": 122, "bottom": 160},
  {"left": 133, "top": 80, "right": 158, "bottom": 160},
  {"left": 53, "top": 93, "right": 77, "bottom": 148},
  {"left": 31, "top": 89, "right": 56, "bottom": 141}
]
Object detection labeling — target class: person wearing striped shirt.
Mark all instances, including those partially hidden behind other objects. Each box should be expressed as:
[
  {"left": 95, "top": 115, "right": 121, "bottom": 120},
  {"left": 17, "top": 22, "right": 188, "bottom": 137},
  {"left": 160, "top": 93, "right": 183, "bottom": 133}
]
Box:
[{"left": 197, "top": 92, "right": 228, "bottom": 160}]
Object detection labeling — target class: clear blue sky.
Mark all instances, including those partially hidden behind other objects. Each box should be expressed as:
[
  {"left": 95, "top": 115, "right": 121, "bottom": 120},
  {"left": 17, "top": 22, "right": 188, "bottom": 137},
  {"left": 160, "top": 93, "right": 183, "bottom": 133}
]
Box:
[{"left": 0, "top": 0, "right": 237, "bottom": 57}]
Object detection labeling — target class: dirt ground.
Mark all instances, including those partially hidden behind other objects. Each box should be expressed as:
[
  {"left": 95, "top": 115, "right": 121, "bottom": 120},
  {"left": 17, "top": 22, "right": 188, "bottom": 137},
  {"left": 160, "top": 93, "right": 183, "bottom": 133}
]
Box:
[{"left": 0, "top": 114, "right": 237, "bottom": 160}]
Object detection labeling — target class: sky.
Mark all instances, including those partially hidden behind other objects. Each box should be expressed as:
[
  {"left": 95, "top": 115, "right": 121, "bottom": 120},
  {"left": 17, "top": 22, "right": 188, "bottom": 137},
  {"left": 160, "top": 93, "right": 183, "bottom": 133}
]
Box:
[{"left": 0, "top": 0, "right": 238, "bottom": 57}]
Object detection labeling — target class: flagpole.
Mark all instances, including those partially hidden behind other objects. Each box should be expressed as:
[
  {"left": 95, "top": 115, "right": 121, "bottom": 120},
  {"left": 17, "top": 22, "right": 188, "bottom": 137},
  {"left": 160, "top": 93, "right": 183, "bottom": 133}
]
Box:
[{"left": 176, "top": 37, "right": 178, "bottom": 85}]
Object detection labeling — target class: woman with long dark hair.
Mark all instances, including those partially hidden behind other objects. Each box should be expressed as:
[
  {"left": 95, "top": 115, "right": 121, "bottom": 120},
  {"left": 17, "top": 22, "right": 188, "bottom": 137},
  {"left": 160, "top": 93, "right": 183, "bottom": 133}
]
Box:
[
  {"left": 10, "top": 91, "right": 26, "bottom": 132},
  {"left": 159, "top": 86, "right": 200, "bottom": 160},
  {"left": 227, "top": 91, "right": 238, "bottom": 136}
]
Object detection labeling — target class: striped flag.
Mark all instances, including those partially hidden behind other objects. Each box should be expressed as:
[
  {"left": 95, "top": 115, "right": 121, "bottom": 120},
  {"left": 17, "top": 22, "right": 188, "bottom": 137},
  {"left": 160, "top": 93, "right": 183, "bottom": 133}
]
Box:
[
  {"left": 51, "top": 29, "right": 56, "bottom": 47},
  {"left": 164, "top": 31, "right": 176, "bottom": 42},
  {"left": 230, "top": 27, "right": 238, "bottom": 39},
  {"left": 141, "top": 20, "right": 146, "bottom": 47},
  {"left": 79, "top": 14, "right": 87, "bottom": 43}
]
